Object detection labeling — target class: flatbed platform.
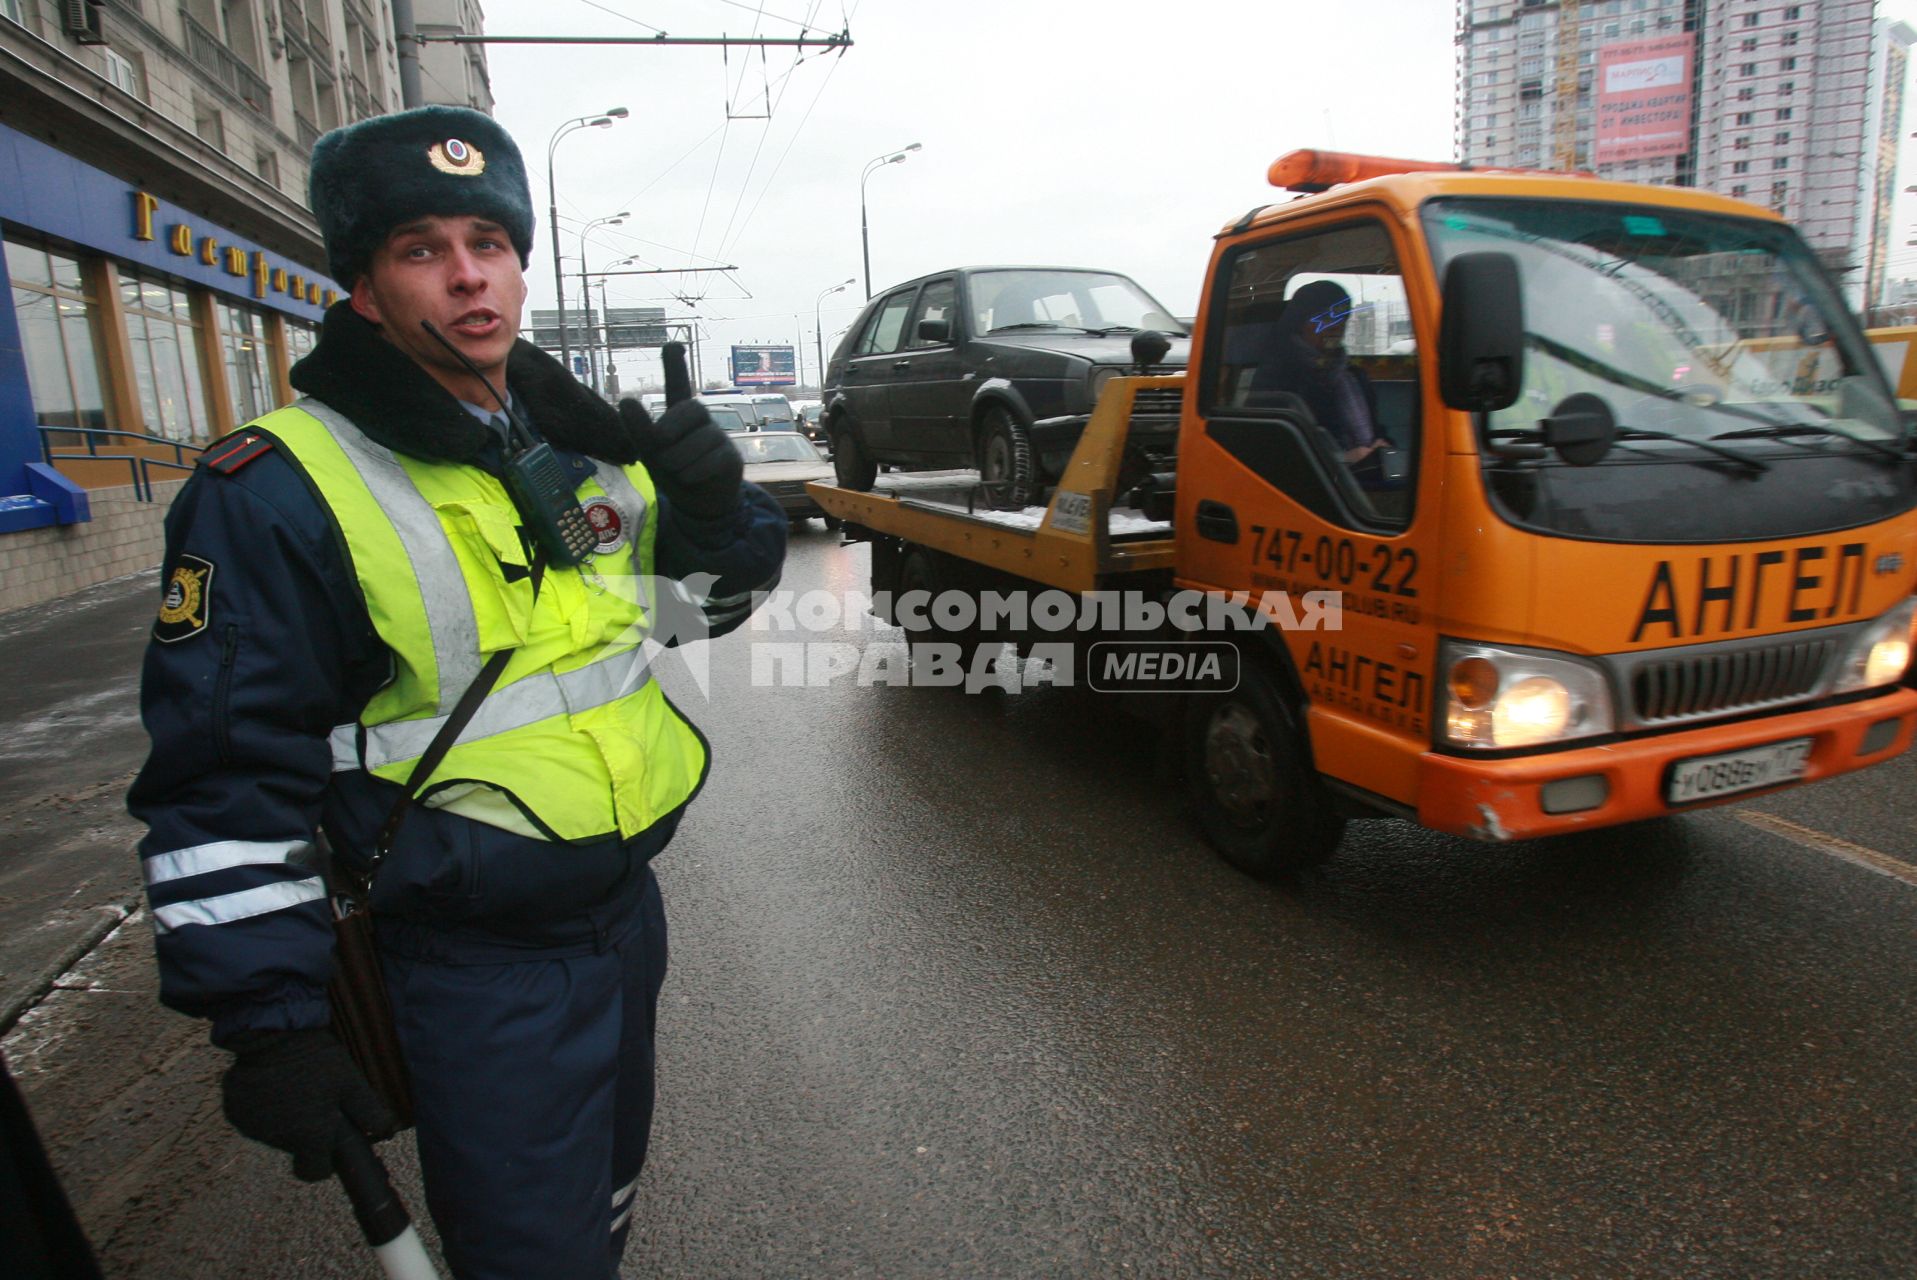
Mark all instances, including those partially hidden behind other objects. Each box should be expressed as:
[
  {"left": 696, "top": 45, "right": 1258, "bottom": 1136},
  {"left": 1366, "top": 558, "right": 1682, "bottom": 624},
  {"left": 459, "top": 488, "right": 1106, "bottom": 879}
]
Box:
[{"left": 806, "top": 377, "right": 1183, "bottom": 593}]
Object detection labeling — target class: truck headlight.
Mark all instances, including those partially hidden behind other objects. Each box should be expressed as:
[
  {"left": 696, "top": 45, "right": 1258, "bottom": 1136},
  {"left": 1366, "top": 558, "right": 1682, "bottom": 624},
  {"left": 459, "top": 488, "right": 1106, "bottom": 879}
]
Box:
[
  {"left": 1440, "top": 640, "right": 1615, "bottom": 750},
  {"left": 1830, "top": 598, "right": 1916, "bottom": 694}
]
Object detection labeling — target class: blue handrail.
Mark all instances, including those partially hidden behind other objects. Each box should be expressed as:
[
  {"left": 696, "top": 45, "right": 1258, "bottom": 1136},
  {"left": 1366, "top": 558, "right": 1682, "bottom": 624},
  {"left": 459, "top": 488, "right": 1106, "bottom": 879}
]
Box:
[{"left": 39, "top": 426, "right": 198, "bottom": 502}]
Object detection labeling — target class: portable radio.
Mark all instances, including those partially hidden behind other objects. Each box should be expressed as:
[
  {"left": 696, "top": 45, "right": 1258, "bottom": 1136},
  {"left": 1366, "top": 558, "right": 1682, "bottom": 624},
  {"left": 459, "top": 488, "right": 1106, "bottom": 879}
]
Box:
[{"left": 420, "top": 320, "right": 595, "bottom": 566}]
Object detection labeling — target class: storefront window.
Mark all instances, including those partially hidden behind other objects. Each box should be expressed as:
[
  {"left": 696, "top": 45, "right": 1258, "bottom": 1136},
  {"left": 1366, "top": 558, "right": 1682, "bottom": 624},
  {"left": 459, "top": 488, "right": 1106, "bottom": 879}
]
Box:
[
  {"left": 119, "top": 268, "right": 212, "bottom": 442},
  {"left": 285, "top": 319, "right": 318, "bottom": 369},
  {"left": 7, "top": 238, "right": 111, "bottom": 434},
  {"left": 216, "top": 300, "right": 273, "bottom": 425}
]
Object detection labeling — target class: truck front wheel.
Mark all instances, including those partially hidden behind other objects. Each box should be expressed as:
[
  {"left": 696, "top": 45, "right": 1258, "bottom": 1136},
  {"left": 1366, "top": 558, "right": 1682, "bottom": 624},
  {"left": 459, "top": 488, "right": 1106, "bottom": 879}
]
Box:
[{"left": 1184, "top": 663, "right": 1345, "bottom": 877}]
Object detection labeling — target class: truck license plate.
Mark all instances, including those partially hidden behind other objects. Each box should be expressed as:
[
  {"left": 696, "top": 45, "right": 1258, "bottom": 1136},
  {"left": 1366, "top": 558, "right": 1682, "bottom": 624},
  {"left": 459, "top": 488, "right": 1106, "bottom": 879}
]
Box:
[{"left": 1666, "top": 738, "right": 1812, "bottom": 804}]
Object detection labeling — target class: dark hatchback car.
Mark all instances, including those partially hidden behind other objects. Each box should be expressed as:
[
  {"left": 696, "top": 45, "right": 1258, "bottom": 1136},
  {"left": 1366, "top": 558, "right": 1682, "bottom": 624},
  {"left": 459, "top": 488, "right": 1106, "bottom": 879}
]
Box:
[{"left": 821, "top": 266, "right": 1189, "bottom": 504}]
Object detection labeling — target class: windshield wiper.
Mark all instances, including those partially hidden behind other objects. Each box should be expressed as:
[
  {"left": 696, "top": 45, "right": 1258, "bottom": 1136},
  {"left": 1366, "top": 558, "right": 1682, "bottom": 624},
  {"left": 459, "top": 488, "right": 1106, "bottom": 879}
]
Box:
[
  {"left": 988, "top": 321, "right": 1092, "bottom": 334},
  {"left": 1612, "top": 427, "right": 1769, "bottom": 473},
  {"left": 1710, "top": 421, "right": 1908, "bottom": 461},
  {"left": 1489, "top": 422, "right": 1768, "bottom": 473},
  {"left": 1524, "top": 332, "right": 1812, "bottom": 432}
]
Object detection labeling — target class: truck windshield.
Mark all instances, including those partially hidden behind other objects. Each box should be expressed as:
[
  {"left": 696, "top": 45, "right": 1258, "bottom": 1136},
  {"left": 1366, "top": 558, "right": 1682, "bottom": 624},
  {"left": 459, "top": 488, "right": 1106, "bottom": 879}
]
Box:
[{"left": 1421, "top": 196, "right": 1913, "bottom": 543}]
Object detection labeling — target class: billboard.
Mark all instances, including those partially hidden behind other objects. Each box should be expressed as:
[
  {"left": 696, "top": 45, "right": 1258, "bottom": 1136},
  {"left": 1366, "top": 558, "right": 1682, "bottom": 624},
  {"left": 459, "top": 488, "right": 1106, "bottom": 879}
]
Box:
[
  {"left": 731, "top": 344, "right": 797, "bottom": 387},
  {"left": 1595, "top": 34, "right": 1695, "bottom": 165}
]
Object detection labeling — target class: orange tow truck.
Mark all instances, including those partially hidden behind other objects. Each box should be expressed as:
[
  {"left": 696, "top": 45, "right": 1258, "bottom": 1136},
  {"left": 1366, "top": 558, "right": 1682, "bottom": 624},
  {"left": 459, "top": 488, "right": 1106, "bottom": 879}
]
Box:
[{"left": 809, "top": 150, "right": 1917, "bottom": 876}]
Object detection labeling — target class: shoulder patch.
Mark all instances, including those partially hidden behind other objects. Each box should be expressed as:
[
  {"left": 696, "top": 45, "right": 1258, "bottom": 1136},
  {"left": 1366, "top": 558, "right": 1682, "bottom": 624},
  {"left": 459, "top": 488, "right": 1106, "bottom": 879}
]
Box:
[
  {"left": 154, "top": 555, "right": 216, "bottom": 643},
  {"left": 199, "top": 432, "right": 276, "bottom": 475}
]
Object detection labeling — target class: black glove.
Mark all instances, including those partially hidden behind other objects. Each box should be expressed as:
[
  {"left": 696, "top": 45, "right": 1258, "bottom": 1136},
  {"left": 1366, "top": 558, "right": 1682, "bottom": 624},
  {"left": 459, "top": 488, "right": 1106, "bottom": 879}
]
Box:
[
  {"left": 221, "top": 1028, "right": 398, "bottom": 1182},
  {"left": 618, "top": 398, "right": 743, "bottom": 521}
]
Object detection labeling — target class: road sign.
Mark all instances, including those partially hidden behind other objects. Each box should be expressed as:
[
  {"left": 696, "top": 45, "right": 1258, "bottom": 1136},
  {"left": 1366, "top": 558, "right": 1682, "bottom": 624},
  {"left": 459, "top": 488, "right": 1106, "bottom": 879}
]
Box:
[{"left": 527, "top": 308, "right": 596, "bottom": 350}]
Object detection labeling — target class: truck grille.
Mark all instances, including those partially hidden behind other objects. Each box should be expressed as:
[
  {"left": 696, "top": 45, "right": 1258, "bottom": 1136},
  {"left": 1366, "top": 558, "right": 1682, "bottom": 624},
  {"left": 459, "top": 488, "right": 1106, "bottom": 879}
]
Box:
[{"left": 1623, "top": 634, "right": 1840, "bottom": 726}]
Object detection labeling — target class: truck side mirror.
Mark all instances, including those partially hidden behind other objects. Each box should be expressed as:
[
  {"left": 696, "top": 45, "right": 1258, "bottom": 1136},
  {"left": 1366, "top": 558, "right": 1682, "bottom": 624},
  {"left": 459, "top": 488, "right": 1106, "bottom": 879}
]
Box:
[
  {"left": 1439, "top": 252, "right": 1524, "bottom": 413},
  {"left": 916, "top": 318, "right": 951, "bottom": 343}
]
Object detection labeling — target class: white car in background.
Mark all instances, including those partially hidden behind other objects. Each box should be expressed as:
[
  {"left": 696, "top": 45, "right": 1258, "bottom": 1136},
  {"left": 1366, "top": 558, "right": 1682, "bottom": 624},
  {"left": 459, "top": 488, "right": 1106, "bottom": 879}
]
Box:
[
  {"left": 700, "top": 392, "right": 766, "bottom": 430},
  {"left": 703, "top": 404, "right": 752, "bottom": 434},
  {"left": 750, "top": 394, "right": 797, "bottom": 433}
]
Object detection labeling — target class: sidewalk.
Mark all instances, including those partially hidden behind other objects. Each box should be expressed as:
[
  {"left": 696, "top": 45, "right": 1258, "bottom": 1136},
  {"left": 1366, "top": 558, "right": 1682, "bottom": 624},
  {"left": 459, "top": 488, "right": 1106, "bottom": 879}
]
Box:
[{"left": 0, "top": 571, "right": 159, "bottom": 1030}]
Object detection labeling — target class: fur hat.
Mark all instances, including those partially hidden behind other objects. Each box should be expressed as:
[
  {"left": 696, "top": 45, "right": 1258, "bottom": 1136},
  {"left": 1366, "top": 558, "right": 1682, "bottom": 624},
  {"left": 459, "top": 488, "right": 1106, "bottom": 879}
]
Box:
[{"left": 308, "top": 106, "right": 534, "bottom": 288}]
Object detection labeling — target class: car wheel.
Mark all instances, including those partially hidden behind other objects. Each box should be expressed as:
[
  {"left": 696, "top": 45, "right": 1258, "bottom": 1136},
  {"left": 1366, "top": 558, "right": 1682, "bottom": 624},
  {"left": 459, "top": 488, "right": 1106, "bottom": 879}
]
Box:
[
  {"left": 831, "top": 418, "right": 878, "bottom": 490},
  {"left": 976, "top": 405, "right": 1041, "bottom": 507},
  {"left": 1184, "top": 660, "right": 1345, "bottom": 878}
]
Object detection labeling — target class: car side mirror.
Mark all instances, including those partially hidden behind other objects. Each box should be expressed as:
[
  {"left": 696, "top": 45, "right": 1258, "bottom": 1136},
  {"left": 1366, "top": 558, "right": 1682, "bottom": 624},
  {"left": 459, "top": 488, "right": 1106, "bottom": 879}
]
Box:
[
  {"left": 916, "top": 318, "right": 950, "bottom": 343},
  {"left": 1439, "top": 251, "right": 1524, "bottom": 413}
]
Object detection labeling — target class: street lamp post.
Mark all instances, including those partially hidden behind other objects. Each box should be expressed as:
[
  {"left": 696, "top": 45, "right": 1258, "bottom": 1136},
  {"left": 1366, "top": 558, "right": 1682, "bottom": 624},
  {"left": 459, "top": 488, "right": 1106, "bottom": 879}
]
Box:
[
  {"left": 815, "top": 277, "right": 854, "bottom": 392},
  {"left": 545, "top": 106, "right": 628, "bottom": 372},
  {"left": 596, "top": 280, "right": 619, "bottom": 396},
  {"left": 576, "top": 211, "right": 629, "bottom": 393},
  {"left": 860, "top": 143, "right": 921, "bottom": 299}
]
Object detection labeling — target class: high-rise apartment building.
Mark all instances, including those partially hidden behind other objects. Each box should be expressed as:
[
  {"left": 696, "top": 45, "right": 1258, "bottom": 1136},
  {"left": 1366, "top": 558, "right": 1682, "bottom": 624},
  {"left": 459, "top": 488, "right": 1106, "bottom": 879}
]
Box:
[{"left": 1455, "top": 1, "right": 1912, "bottom": 307}]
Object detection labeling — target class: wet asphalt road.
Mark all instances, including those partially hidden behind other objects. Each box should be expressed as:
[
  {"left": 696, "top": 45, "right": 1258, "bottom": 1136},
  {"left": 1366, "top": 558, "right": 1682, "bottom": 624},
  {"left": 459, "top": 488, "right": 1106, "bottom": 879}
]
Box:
[{"left": 4, "top": 531, "right": 1917, "bottom": 1278}]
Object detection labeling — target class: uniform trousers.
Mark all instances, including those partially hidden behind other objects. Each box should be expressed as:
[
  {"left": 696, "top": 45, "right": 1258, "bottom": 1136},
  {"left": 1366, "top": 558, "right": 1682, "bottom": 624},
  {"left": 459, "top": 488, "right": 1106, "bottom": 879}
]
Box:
[{"left": 381, "top": 868, "right": 668, "bottom": 1280}]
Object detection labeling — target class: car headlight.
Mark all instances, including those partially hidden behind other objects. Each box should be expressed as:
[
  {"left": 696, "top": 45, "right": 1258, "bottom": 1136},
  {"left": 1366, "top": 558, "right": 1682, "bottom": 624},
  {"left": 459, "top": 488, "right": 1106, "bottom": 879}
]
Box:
[
  {"left": 1830, "top": 598, "right": 1916, "bottom": 694},
  {"left": 1089, "top": 367, "right": 1121, "bottom": 404},
  {"left": 1440, "top": 640, "right": 1615, "bottom": 750}
]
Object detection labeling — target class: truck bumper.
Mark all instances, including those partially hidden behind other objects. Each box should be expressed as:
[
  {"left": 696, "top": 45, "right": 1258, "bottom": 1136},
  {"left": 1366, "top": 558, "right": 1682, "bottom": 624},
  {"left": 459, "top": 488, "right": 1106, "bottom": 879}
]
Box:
[{"left": 1415, "top": 688, "right": 1917, "bottom": 841}]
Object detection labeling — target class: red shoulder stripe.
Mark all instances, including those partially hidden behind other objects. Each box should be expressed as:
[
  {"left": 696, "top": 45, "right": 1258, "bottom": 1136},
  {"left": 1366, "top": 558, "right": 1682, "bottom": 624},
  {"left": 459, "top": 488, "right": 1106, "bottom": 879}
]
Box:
[{"left": 199, "top": 433, "right": 275, "bottom": 474}]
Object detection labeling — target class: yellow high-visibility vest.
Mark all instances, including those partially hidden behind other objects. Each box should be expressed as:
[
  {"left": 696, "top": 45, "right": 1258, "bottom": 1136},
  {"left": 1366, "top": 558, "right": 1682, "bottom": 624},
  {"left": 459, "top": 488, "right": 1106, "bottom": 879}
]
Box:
[{"left": 253, "top": 399, "right": 707, "bottom": 842}]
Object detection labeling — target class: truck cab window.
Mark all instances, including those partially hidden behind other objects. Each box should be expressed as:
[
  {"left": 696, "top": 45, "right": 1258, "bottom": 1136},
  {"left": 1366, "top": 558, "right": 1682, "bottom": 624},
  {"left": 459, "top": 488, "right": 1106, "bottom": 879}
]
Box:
[{"left": 1206, "top": 219, "right": 1420, "bottom": 531}]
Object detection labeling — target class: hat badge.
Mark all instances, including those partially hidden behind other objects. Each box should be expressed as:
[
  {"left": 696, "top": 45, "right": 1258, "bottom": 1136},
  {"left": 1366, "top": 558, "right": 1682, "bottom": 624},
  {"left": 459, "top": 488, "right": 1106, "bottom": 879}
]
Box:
[{"left": 427, "top": 137, "right": 487, "bottom": 176}]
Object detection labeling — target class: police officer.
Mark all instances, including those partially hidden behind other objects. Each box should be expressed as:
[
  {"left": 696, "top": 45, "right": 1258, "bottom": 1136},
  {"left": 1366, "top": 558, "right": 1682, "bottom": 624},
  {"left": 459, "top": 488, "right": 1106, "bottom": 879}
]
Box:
[{"left": 127, "top": 106, "right": 785, "bottom": 1279}]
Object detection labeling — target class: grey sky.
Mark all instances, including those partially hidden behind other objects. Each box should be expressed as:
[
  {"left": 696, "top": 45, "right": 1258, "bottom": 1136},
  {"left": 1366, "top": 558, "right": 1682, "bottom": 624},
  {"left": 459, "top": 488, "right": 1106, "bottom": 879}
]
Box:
[{"left": 472, "top": 0, "right": 1917, "bottom": 390}]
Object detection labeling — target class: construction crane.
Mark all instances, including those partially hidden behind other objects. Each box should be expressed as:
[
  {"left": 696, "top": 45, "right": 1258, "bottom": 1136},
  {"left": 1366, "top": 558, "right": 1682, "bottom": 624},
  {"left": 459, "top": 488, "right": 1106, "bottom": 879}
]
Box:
[{"left": 1554, "top": 0, "right": 1583, "bottom": 171}]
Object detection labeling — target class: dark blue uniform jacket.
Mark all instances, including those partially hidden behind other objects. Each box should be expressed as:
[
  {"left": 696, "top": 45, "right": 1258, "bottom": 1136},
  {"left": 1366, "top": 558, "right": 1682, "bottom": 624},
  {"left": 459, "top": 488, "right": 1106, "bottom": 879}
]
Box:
[{"left": 127, "top": 304, "right": 785, "bottom": 1045}]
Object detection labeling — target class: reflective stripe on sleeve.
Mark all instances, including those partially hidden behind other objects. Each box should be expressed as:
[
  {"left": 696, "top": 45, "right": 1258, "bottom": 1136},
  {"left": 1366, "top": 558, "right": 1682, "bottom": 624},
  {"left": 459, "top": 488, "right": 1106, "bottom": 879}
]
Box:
[
  {"left": 150, "top": 876, "right": 328, "bottom": 935},
  {"left": 300, "top": 398, "right": 484, "bottom": 713},
  {"left": 142, "top": 838, "right": 312, "bottom": 887},
  {"left": 699, "top": 586, "right": 757, "bottom": 612},
  {"left": 329, "top": 645, "right": 654, "bottom": 773},
  {"left": 610, "top": 1171, "right": 641, "bottom": 1234}
]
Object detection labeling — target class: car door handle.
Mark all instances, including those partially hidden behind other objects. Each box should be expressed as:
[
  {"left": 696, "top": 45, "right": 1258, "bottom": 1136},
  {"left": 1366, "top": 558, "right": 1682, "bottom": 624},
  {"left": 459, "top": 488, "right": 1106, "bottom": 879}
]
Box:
[
  {"left": 892, "top": 359, "right": 911, "bottom": 370},
  {"left": 1195, "top": 500, "right": 1239, "bottom": 544}
]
